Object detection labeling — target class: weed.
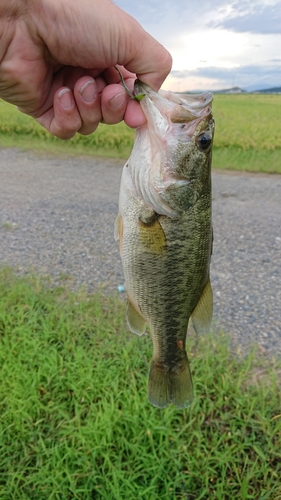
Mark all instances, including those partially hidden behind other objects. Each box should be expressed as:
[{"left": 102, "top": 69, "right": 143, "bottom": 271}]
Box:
[{"left": 0, "top": 268, "right": 280, "bottom": 499}]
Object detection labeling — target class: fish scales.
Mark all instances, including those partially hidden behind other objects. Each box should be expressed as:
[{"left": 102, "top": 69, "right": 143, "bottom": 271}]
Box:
[
  {"left": 115, "top": 81, "right": 214, "bottom": 408},
  {"left": 122, "top": 193, "right": 211, "bottom": 358}
]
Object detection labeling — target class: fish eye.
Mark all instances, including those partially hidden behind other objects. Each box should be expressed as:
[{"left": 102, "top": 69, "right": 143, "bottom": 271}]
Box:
[{"left": 197, "top": 132, "right": 212, "bottom": 151}]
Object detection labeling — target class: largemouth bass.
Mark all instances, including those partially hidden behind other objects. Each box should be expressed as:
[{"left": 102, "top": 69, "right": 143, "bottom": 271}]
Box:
[{"left": 115, "top": 81, "right": 214, "bottom": 408}]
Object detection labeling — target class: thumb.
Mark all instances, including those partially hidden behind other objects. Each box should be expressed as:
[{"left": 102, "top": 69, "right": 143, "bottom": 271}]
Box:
[
  {"left": 126, "top": 31, "right": 172, "bottom": 91},
  {"left": 114, "top": 8, "right": 172, "bottom": 91}
]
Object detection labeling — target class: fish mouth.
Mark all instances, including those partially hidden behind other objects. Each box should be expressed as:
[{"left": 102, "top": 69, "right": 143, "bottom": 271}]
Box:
[
  {"left": 130, "top": 80, "right": 214, "bottom": 218},
  {"left": 134, "top": 80, "right": 213, "bottom": 125}
]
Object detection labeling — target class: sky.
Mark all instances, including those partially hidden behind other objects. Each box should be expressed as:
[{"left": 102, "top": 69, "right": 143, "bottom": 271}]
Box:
[{"left": 115, "top": 0, "right": 281, "bottom": 92}]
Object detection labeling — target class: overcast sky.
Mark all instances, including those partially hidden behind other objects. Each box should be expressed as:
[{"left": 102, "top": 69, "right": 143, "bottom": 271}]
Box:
[{"left": 116, "top": 0, "right": 281, "bottom": 91}]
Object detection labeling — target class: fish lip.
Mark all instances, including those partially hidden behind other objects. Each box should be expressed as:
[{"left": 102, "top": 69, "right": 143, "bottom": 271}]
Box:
[
  {"left": 134, "top": 79, "right": 148, "bottom": 97},
  {"left": 134, "top": 80, "right": 213, "bottom": 124},
  {"left": 161, "top": 89, "right": 213, "bottom": 110},
  {"left": 134, "top": 79, "right": 213, "bottom": 107}
]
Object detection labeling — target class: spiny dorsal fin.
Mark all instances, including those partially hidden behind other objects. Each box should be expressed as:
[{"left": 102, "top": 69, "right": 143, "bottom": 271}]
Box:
[{"left": 191, "top": 278, "right": 213, "bottom": 334}]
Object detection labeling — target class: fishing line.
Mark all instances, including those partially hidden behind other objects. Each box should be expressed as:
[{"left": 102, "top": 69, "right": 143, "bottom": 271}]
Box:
[{"left": 136, "top": 336, "right": 193, "bottom": 500}]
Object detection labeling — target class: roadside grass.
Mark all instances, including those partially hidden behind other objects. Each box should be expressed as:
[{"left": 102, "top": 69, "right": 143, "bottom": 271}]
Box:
[
  {"left": 0, "top": 268, "right": 280, "bottom": 499},
  {"left": 1, "top": 95, "right": 281, "bottom": 173},
  {"left": 212, "top": 148, "right": 281, "bottom": 174},
  {"left": 0, "top": 99, "right": 135, "bottom": 159}
]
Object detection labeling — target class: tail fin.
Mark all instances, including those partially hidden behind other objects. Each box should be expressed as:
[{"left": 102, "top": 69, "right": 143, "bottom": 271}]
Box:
[{"left": 148, "top": 356, "right": 193, "bottom": 409}]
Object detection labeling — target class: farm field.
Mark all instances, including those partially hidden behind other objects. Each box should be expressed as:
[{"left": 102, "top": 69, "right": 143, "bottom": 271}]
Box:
[
  {"left": 0, "top": 269, "right": 280, "bottom": 500},
  {"left": 0, "top": 94, "right": 280, "bottom": 173}
]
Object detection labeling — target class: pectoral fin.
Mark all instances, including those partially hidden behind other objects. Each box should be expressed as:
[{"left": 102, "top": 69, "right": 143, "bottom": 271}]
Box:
[
  {"left": 139, "top": 210, "right": 166, "bottom": 254},
  {"left": 126, "top": 300, "right": 146, "bottom": 336},
  {"left": 191, "top": 278, "right": 213, "bottom": 334}
]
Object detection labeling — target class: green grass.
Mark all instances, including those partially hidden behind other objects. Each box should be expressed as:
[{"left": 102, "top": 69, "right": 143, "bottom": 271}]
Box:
[
  {"left": 212, "top": 148, "right": 281, "bottom": 173},
  {"left": 1, "top": 94, "right": 281, "bottom": 172},
  {"left": 212, "top": 94, "right": 281, "bottom": 173},
  {"left": 212, "top": 94, "right": 281, "bottom": 150},
  {"left": 0, "top": 100, "right": 135, "bottom": 159},
  {"left": 0, "top": 268, "right": 280, "bottom": 499}
]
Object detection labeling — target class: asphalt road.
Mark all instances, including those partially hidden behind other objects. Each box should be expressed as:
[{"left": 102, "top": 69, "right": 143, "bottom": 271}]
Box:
[{"left": 0, "top": 148, "right": 280, "bottom": 354}]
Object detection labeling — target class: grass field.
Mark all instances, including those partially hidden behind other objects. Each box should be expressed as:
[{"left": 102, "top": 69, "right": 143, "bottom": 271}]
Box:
[
  {"left": 0, "top": 94, "right": 280, "bottom": 173},
  {"left": 0, "top": 268, "right": 280, "bottom": 500}
]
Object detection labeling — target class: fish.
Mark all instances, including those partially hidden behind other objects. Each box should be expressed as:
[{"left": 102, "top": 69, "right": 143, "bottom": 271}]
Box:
[{"left": 115, "top": 80, "right": 214, "bottom": 409}]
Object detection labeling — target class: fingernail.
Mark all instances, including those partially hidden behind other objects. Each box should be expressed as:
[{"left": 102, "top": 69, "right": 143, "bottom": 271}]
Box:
[
  {"left": 80, "top": 80, "right": 96, "bottom": 103},
  {"left": 58, "top": 89, "right": 73, "bottom": 110},
  {"left": 109, "top": 91, "right": 126, "bottom": 109}
]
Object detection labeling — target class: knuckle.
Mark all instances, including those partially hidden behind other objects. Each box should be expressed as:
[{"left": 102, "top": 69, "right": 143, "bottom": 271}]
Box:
[
  {"left": 51, "top": 123, "right": 78, "bottom": 140},
  {"left": 52, "top": 117, "right": 82, "bottom": 140},
  {"left": 78, "top": 123, "right": 99, "bottom": 136},
  {"left": 55, "top": 130, "right": 77, "bottom": 140}
]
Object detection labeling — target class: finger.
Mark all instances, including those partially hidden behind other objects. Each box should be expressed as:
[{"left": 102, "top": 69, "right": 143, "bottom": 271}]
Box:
[
  {"left": 36, "top": 87, "right": 82, "bottom": 139},
  {"left": 33, "top": 68, "right": 106, "bottom": 138},
  {"left": 73, "top": 76, "right": 102, "bottom": 135},
  {"left": 109, "top": 6, "right": 172, "bottom": 91},
  {"left": 128, "top": 39, "right": 172, "bottom": 91},
  {"left": 124, "top": 99, "right": 146, "bottom": 129},
  {"left": 102, "top": 65, "right": 137, "bottom": 86},
  {"left": 122, "top": 23, "right": 172, "bottom": 91},
  {"left": 115, "top": 74, "right": 146, "bottom": 128},
  {"left": 101, "top": 83, "right": 129, "bottom": 125},
  {"left": 101, "top": 76, "right": 146, "bottom": 128}
]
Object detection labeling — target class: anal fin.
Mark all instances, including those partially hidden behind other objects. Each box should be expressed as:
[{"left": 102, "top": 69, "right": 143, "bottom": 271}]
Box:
[
  {"left": 148, "top": 356, "right": 193, "bottom": 409},
  {"left": 191, "top": 278, "right": 213, "bottom": 335},
  {"left": 126, "top": 299, "right": 146, "bottom": 336}
]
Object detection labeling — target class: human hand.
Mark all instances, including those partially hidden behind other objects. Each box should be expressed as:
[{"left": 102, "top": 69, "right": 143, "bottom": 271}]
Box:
[{"left": 0, "top": 0, "right": 172, "bottom": 139}]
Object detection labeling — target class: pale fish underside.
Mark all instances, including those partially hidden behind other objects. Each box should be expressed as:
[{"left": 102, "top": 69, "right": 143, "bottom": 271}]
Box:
[{"left": 115, "top": 81, "right": 214, "bottom": 408}]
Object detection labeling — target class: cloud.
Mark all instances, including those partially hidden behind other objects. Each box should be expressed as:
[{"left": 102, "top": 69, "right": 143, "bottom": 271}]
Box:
[
  {"left": 117, "top": 0, "right": 225, "bottom": 35},
  {"left": 118, "top": 0, "right": 281, "bottom": 35},
  {"left": 116, "top": 0, "right": 281, "bottom": 91},
  {"left": 170, "top": 62, "right": 281, "bottom": 91},
  {"left": 208, "top": 1, "right": 281, "bottom": 35},
  {"left": 120, "top": 1, "right": 167, "bottom": 24}
]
